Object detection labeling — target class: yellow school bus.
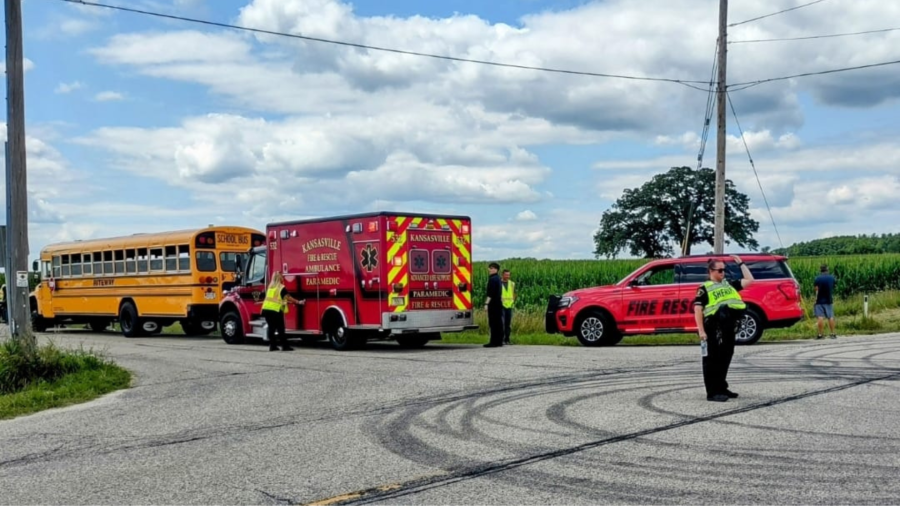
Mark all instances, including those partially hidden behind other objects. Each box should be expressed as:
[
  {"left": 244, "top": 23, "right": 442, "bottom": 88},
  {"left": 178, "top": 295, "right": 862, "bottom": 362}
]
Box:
[{"left": 30, "top": 226, "right": 265, "bottom": 337}]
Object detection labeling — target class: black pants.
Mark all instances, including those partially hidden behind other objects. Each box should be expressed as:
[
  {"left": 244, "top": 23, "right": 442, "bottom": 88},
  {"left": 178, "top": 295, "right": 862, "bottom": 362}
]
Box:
[
  {"left": 488, "top": 305, "right": 504, "bottom": 346},
  {"left": 263, "top": 309, "right": 287, "bottom": 348},
  {"left": 502, "top": 308, "right": 512, "bottom": 343},
  {"left": 702, "top": 316, "right": 737, "bottom": 397}
]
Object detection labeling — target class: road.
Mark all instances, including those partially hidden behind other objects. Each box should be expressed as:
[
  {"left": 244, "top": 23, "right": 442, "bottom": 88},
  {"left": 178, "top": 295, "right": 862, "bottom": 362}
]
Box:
[{"left": 1, "top": 330, "right": 899, "bottom": 505}]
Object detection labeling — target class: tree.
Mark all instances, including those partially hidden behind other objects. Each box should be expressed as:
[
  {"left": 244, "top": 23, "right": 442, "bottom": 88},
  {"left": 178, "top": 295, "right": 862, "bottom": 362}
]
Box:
[{"left": 593, "top": 166, "right": 760, "bottom": 259}]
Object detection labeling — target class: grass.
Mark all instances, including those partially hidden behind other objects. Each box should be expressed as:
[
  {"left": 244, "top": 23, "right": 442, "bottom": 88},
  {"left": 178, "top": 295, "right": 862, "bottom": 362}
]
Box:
[
  {"left": 0, "top": 339, "right": 132, "bottom": 420},
  {"left": 61, "top": 291, "right": 900, "bottom": 349},
  {"left": 440, "top": 290, "right": 900, "bottom": 346}
]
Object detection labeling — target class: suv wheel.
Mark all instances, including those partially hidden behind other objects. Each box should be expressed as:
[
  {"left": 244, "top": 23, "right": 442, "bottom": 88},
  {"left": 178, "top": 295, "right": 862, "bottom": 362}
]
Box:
[
  {"left": 575, "top": 310, "right": 621, "bottom": 347},
  {"left": 735, "top": 308, "right": 764, "bottom": 345}
]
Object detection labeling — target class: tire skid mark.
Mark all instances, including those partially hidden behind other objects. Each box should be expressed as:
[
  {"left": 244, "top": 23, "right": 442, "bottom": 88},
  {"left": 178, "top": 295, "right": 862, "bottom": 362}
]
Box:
[{"left": 311, "top": 369, "right": 900, "bottom": 505}]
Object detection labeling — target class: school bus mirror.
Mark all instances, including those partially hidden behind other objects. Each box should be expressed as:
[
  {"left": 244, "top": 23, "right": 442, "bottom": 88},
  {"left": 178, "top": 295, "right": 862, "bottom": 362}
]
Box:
[
  {"left": 32, "top": 260, "right": 38, "bottom": 272},
  {"left": 235, "top": 256, "right": 243, "bottom": 272}
]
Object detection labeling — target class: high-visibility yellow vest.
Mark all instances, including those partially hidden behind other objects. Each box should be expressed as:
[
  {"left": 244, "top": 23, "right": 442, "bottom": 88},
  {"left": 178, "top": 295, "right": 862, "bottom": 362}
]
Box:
[
  {"left": 501, "top": 280, "right": 515, "bottom": 309},
  {"left": 262, "top": 284, "right": 286, "bottom": 313},
  {"left": 702, "top": 280, "right": 746, "bottom": 317}
]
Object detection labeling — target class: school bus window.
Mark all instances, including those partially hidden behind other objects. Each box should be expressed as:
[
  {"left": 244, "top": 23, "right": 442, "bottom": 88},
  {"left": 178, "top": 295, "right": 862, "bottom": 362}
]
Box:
[
  {"left": 103, "top": 251, "right": 113, "bottom": 274},
  {"left": 126, "top": 249, "right": 137, "bottom": 274},
  {"left": 219, "top": 252, "right": 245, "bottom": 273},
  {"left": 42, "top": 261, "right": 51, "bottom": 278},
  {"left": 165, "top": 245, "right": 177, "bottom": 271},
  {"left": 196, "top": 251, "right": 216, "bottom": 272},
  {"left": 72, "top": 255, "right": 83, "bottom": 276},
  {"left": 178, "top": 245, "right": 190, "bottom": 271},
  {"left": 62, "top": 255, "right": 71, "bottom": 277},
  {"left": 92, "top": 252, "right": 102, "bottom": 275},
  {"left": 150, "top": 248, "right": 164, "bottom": 271},
  {"left": 115, "top": 250, "right": 125, "bottom": 275},
  {"left": 52, "top": 256, "right": 61, "bottom": 277},
  {"left": 137, "top": 248, "right": 148, "bottom": 273},
  {"left": 82, "top": 254, "right": 92, "bottom": 275}
]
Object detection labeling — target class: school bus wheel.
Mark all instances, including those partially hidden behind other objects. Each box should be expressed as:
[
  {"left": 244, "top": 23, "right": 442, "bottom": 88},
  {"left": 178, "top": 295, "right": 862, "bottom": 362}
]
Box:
[{"left": 119, "top": 301, "right": 143, "bottom": 338}]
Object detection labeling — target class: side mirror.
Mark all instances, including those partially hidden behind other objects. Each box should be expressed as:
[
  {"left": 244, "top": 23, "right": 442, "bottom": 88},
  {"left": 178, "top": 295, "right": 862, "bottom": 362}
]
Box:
[
  {"left": 32, "top": 260, "right": 38, "bottom": 272},
  {"left": 235, "top": 256, "right": 243, "bottom": 271}
]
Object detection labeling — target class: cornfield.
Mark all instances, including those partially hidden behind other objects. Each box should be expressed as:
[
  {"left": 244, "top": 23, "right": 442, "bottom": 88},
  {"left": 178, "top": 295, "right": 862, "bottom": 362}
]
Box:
[{"left": 471, "top": 254, "right": 900, "bottom": 309}]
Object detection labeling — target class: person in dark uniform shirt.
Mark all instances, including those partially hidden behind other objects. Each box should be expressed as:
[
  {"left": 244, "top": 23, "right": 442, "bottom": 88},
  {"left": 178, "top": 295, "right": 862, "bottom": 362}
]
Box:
[
  {"left": 483, "top": 262, "right": 504, "bottom": 347},
  {"left": 814, "top": 264, "right": 837, "bottom": 339},
  {"left": 693, "top": 255, "right": 754, "bottom": 402}
]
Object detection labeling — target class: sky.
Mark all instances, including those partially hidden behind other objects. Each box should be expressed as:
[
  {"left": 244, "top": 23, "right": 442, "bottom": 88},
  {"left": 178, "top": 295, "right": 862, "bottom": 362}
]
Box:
[{"left": 3, "top": 0, "right": 900, "bottom": 263}]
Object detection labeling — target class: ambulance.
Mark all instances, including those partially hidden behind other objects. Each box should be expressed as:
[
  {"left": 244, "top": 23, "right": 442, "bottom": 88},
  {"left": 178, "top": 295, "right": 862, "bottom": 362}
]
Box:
[{"left": 219, "top": 212, "right": 477, "bottom": 350}]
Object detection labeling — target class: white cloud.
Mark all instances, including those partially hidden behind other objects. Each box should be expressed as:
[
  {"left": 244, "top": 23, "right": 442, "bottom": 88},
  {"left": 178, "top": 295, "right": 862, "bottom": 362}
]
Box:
[
  {"left": 74, "top": 108, "right": 554, "bottom": 220},
  {"left": 515, "top": 210, "right": 538, "bottom": 221},
  {"left": 93, "top": 91, "right": 124, "bottom": 102},
  {"left": 90, "top": 31, "right": 251, "bottom": 66},
  {"left": 55, "top": 81, "right": 84, "bottom": 94},
  {"left": 59, "top": 18, "right": 99, "bottom": 36},
  {"left": 3, "top": 58, "right": 37, "bottom": 72},
  {"left": 61, "top": 0, "right": 900, "bottom": 259}
]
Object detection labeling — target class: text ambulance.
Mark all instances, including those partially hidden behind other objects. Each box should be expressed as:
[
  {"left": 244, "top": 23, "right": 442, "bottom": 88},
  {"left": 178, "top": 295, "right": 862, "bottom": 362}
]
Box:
[{"left": 219, "top": 212, "right": 477, "bottom": 350}]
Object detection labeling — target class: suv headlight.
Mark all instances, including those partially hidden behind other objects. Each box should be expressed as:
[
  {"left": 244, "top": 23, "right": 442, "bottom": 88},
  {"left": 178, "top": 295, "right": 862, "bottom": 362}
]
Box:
[{"left": 558, "top": 296, "right": 578, "bottom": 308}]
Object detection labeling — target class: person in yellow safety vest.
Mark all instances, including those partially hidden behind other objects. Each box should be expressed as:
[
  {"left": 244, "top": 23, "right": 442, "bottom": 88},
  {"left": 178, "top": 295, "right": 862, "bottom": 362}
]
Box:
[
  {"left": 693, "top": 255, "right": 753, "bottom": 402},
  {"left": 261, "top": 271, "right": 305, "bottom": 351},
  {"left": 501, "top": 269, "right": 515, "bottom": 345}
]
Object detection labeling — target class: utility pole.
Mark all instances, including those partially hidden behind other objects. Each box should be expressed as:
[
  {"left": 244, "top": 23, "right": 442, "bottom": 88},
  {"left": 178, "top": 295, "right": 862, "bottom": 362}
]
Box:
[
  {"left": 713, "top": 0, "right": 728, "bottom": 254},
  {"left": 5, "top": 0, "right": 34, "bottom": 348}
]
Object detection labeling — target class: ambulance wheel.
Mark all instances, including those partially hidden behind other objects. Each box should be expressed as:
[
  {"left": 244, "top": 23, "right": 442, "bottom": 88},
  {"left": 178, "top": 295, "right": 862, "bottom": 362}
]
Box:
[
  {"left": 119, "top": 302, "right": 143, "bottom": 338},
  {"left": 327, "top": 323, "right": 363, "bottom": 351},
  {"left": 735, "top": 308, "right": 764, "bottom": 345},
  {"left": 220, "top": 311, "right": 245, "bottom": 345},
  {"left": 574, "top": 309, "right": 621, "bottom": 347}
]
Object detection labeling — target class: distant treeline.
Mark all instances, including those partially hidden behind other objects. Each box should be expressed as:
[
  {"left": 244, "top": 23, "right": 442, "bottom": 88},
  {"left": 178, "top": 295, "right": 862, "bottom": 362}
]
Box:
[{"left": 773, "top": 234, "right": 900, "bottom": 256}]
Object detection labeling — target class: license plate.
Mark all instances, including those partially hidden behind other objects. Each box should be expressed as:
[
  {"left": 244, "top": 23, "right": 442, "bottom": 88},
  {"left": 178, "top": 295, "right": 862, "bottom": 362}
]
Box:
[
  {"left": 391, "top": 297, "right": 405, "bottom": 306},
  {"left": 204, "top": 291, "right": 216, "bottom": 300}
]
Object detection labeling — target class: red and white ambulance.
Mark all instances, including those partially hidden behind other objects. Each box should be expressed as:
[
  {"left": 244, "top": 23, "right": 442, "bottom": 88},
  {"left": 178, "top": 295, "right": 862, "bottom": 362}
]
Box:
[{"left": 218, "top": 212, "right": 476, "bottom": 350}]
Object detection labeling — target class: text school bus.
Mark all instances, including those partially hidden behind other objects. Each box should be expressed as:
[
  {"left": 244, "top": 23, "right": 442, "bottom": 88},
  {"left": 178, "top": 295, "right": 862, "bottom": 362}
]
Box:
[{"left": 31, "top": 226, "right": 265, "bottom": 337}]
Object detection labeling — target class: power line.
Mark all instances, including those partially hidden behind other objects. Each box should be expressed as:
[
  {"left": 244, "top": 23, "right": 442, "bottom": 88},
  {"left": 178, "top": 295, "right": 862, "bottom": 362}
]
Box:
[
  {"left": 56, "top": 0, "right": 711, "bottom": 90},
  {"left": 727, "top": 57, "right": 900, "bottom": 91},
  {"left": 681, "top": 42, "right": 719, "bottom": 256},
  {"left": 725, "top": 91, "right": 784, "bottom": 251},
  {"left": 730, "top": 26, "right": 900, "bottom": 44},
  {"left": 729, "top": 0, "right": 829, "bottom": 28}
]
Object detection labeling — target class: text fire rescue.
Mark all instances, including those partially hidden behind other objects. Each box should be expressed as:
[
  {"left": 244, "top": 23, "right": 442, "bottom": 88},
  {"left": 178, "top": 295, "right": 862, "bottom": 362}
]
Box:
[{"left": 302, "top": 237, "right": 343, "bottom": 286}]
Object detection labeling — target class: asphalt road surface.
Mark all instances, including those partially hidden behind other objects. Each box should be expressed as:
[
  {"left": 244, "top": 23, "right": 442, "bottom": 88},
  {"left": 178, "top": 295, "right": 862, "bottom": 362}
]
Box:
[{"left": 2, "top": 330, "right": 899, "bottom": 505}]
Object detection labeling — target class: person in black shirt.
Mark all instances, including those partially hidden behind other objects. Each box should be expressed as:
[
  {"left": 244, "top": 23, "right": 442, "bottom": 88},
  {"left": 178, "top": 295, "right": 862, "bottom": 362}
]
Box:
[
  {"left": 483, "top": 262, "right": 504, "bottom": 347},
  {"left": 814, "top": 264, "right": 837, "bottom": 339},
  {"left": 693, "top": 255, "right": 754, "bottom": 402}
]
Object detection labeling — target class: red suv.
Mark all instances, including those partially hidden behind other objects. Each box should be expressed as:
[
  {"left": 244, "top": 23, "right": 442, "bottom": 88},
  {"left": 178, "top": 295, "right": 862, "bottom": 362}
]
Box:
[{"left": 546, "top": 254, "right": 803, "bottom": 346}]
